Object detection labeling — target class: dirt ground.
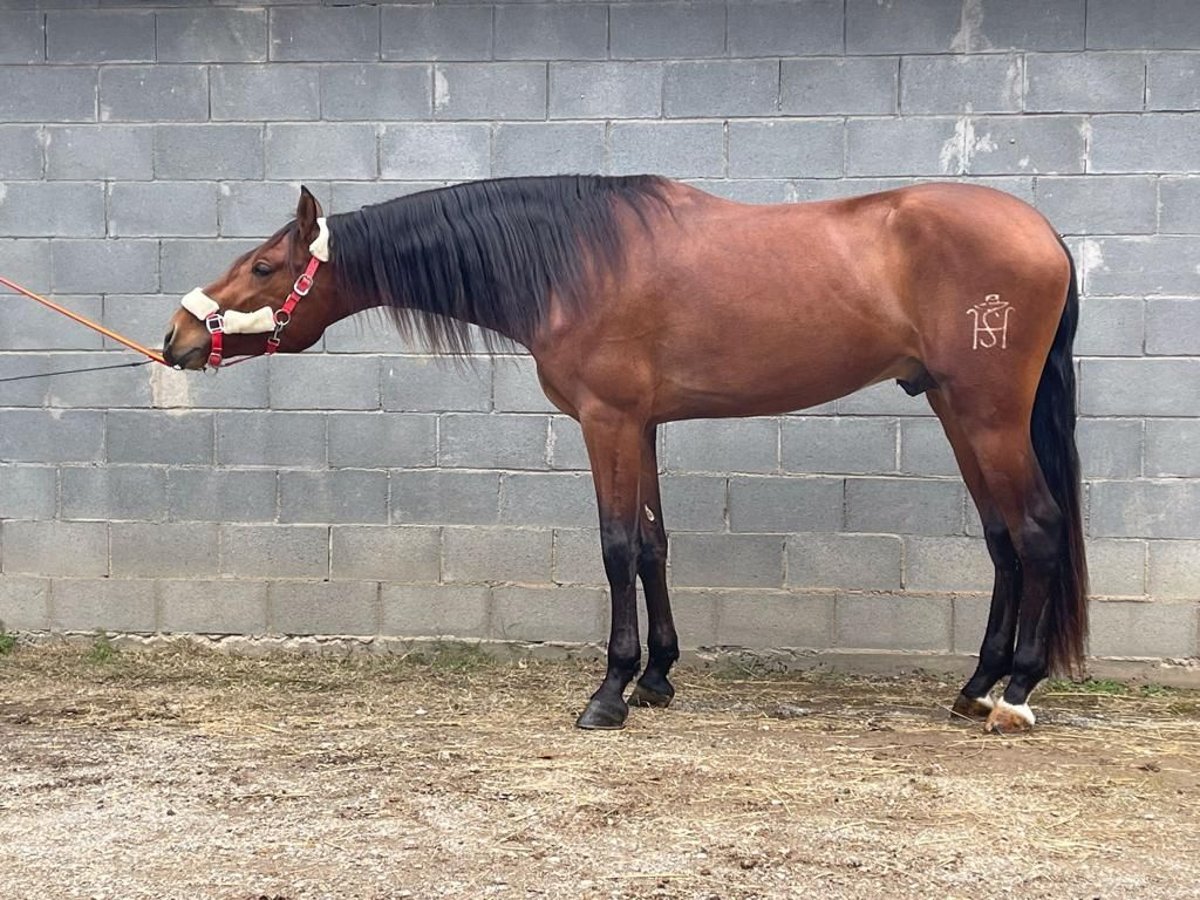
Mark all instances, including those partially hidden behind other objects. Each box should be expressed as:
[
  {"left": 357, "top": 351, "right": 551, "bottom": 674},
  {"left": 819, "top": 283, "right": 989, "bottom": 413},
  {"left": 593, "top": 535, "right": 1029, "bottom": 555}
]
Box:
[{"left": 2, "top": 641, "right": 1199, "bottom": 900}]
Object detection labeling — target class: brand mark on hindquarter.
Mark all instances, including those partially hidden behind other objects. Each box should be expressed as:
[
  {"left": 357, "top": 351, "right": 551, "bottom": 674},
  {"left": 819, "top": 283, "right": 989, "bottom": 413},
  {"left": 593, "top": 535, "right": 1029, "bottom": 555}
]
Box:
[{"left": 967, "top": 294, "right": 1012, "bottom": 350}]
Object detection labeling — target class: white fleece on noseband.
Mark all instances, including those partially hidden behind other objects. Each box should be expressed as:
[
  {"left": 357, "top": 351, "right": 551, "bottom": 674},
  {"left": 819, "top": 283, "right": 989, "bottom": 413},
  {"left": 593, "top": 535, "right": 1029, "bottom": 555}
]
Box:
[{"left": 179, "top": 218, "right": 329, "bottom": 332}]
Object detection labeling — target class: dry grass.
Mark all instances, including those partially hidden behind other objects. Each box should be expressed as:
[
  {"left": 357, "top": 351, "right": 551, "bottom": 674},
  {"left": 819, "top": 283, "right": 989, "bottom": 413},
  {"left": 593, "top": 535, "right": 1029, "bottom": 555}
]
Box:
[{"left": 2, "top": 640, "right": 1199, "bottom": 899}]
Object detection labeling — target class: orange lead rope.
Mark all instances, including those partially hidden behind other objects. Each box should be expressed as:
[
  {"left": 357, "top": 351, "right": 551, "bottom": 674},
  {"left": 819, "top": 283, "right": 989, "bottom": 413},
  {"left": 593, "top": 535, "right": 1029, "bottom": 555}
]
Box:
[{"left": 0, "top": 275, "right": 168, "bottom": 366}]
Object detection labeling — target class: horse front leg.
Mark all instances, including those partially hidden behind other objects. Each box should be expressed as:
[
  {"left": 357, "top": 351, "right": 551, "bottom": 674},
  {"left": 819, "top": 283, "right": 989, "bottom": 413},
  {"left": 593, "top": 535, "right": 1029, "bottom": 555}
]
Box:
[
  {"left": 575, "top": 409, "right": 645, "bottom": 730},
  {"left": 629, "top": 425, "right": 678, "bottom": 709}
]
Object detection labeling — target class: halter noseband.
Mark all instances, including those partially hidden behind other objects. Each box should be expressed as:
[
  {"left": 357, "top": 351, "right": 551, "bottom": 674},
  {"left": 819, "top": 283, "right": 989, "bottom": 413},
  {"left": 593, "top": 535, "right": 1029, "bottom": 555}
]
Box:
[{"left": 179, "top": 217, "right": 330, "bottom": 369}]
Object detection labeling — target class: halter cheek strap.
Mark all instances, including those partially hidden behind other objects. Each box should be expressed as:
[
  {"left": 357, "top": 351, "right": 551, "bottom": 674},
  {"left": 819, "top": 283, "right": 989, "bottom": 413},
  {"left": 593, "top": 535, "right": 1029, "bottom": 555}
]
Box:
[{"left": 179, "top": 217, "right": 329, "bottom": 369}]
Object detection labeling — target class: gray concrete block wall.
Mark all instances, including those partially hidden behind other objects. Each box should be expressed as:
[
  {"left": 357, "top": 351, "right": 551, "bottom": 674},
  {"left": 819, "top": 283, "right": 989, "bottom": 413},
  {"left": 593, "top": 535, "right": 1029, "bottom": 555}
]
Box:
[{"left": 0, "top": 1, "right": 1198, "bottom": 668}]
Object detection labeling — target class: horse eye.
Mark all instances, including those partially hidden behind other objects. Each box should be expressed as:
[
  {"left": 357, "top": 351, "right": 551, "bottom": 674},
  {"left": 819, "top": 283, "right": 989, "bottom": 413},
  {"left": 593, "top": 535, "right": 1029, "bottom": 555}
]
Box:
[{"left": 252, "top": 262, "right": 273, "bottom": 277}]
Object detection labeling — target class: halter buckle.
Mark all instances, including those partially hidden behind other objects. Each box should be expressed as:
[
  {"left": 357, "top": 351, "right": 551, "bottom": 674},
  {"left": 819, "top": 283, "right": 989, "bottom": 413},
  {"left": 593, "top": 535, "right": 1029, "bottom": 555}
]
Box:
[
  {"left": 293, "top": 273, "right": 314, "bottom": 296},
  {"left": 204, "top": 312, "right": 224, "bottom": 335}
]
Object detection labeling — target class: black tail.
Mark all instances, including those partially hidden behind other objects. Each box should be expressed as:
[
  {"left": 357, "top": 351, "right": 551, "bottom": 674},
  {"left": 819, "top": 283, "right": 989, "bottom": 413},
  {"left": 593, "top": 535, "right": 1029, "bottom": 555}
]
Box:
[{"left": 1031, "top": 240, "right": 1089, "bottom": 676}]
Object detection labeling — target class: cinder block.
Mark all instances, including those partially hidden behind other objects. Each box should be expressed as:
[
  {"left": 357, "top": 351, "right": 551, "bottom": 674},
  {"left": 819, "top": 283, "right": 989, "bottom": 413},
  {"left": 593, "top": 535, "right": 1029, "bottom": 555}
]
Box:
[
  {"left": 44, "top": 125, "right": 151, "bottom": 180},
  {"left": 612, "top": 2, "right": 725, "bottom": 59},
  {"left": 0, "top": 239, "right": 50, "bottom": 292},
  {"left": 688, "top": 179, "right": 793, "bottom": 204},
  {"left": 663, "top": 418, "right": 778, "bottom": 475},
  {"left": 1088, "top": 600, "right": 1197, "bottom": 658},
  {"left": 1081, "top": 359, "right": 1200, "bottom": 417},
  {"left": 279, "top": 469, "right": 388, "bottom": 525},
  {"left": 218, "top": 181, "right": 325, "bottom": 238},
  {"left": 391, "top": 471, "right": 501, "bottom": 526},
  {"left": 492, "top": 357, "right": 553, "bottom": 413},
  {"left": 609, "top": 122, "right": 726, "bottom": 179},
  {"left": 0, "top": 410, "right": 104, "bottom": 464},
  {"left": 268, "top": 580, "right": 378, "bottom": 636},
  {"left": 159, "top": 580, "right": 268, "bottom": 635},
  {"left": 552, "top": 528, "right": 605, "bottom": 585},
  {"left": 0, "top": 466, "right": 56, "bottom": 520},
  {"left": 728, "top": 475, "right": 843, "bottom": 534},
  {"left": 0, "top": 12, "right": 43, "bottom": 64},
  {"left": 670, "top": 533, "right": 784, "bottom": 589},
  {"left": 728, "top": 2, "right": 845, "bottom": 56},
  {"left": 269, "top": 355, "right": 379, "bottom": 411},
  {"left": 849, "top": 0, "right": 1084, "bottom": 53},
  {"left": 51, "top": 578, "right": 156, "bottom": 633},
  {"left": 169, "top": 469, "right": 278, "bottom": 524},
  {"left": 967, "top": 115, "right": 1087, "bottom": 175},
  {"left": 901, "top": 55, "right": 1023, "bottom": 114},
  {"left": 321, "top": 64, "right": 432, "bottom": 122},
  {"left": 434, "top": 63, "right": 546, "bottom": 120},
  {"left": 1077, "top": 418, "right": 1142, "bottom": 479},
  {"left": 381, "top": 5, "right": 492, "bottom": 62},
  {"left": 330, "top": 525, "right": 440, "bottom": 582},
  {"left": 1091, "top": 115, "right": 1200, "bottom": 174},
  {"left": 788, "top": 533, "right": 904, "bottom": 590},
  {"left": 0, "top": 575, "right": 51, "bottom": 632},
  {"left": 548, "top": 417, "right": 588, "bottom": 471},
  {"left": 1145, "top": 419, "right": 1200, "bottom": 477},
  {"left": 380, "top": 584, "right": 490, "bottom": 638},
  {"left": 664, "top": 60, "right": 780, "bottom": 118},
  {"left": 1145, "top": 298, "right": 1200, "bottom": 356},
  {"left": 491, "top": 585, "right": 606, "bottom": 643},
  {"left": 715, "top": 591, "right": 834, "bottom": 649},
  {"left": 495, "top": 5, "right": 607, "bottom": 60},
  {"left": 0, "top": 351, "right": 151, "bottom": 410},
  {"left": 159, "top": 238, "right": 260, "bottom": 294},
  {"left": 440, "top": 413, "right": 548, "bottom": 470},
  {"left": 220, "top": 524, "right": 329, "bottom": 579},
  {"left": 2, "top": 521, "right": 107, "bottom": 577},
  {"left": 215, "top": 411, "right": 324, "bottom": 468},
  {"left": 846, "top": 117, "right": 960, "bottom": 177},
  {"left": 1147, "top": 53, "right": 1200, "bottom": 110},
  {"left": 382, "top": 356, "right": 491, "bottom": 412},
  {"left": 265, "top": 123, "right": 377, "bottom": 180},
  {"left": 492, "top": 123, "right": 606, "bottom": 178},
  {"left": 269, "top": 6, "right": 380, "bottom": 63},
  {"left": 99, "top": 66, "right": 208, "bottom": 123},
  {"left": 952, "top": 593, "right": 991, "bottom": 656},
  {"left": 1084, "top": 236, "right": 1200, "bottom": 297},
  {"left": 727, "top": 120, "right": 842, "bottom": 179},
  {"left": 47, "top": 10, "right": 154, "bottom": 62},
  {"left": 328, "top": 412, "right": 436, "bottom": 469},
  {"left": 108, "top": 182, "right": 219, "bottom": 238},
  {"left": 110, "top": 522, "right": 219, "bottom": 578},
  {"left": 781, "top": 57, "right": 898, "bottom": 116},
  {"left": 1035, "top": 176, "right": 1157, "bottom": 236},
  {"left": 1087, "top": 0, "right": 1200, "bottom": 50},
  {"left": 380, "top": 124, "right": 491, "bottom": 181},
  {"left": 442, "top": 527, "right": 553, "bottom": 584},
  {"left": 660, "top": 475, "right": 727, "bottom": 532},
  {"left": 0, "top": 66, "right": 95, "bottom": 123},
  {"left": 838, "top": 384, "right": 934, "bottom": 418},
  {"left": 1026, "top": 52, "right": 1145, "bottom": 112},
  {"left": 0, "top": 126, "right": 42, "bottom": 179},
  {"left": 154, "top": 125, "right": 265, "bottom": 180},
  {"left": 647, "top": 588, "right": 719, "bottom": 648},
  {"left": 1159, "top": 177, "right": 1200, "bottom": 234},
  {"left": 61, "top": 465, "right": 166, "bottom": 522},
  {"left": 1089, "top": 538, "right": 1148, "bottom": 597},
  {"left": 500, "top": 472, "right": 596, "bottom": 528},
  {"left": 781, "top": 417, "right": 896, "bottom": 475},
  {"left": 835, "top": 593, "right": 952, "bottom": 653},
  {"left": 157, "top": 9, "right": 266, "bottom": 63},
  {"left": 902, "top": 536, "right": 992, "bottom": 592},
  {"left": 1090, "top": 481, "right": 1200, "bottom": 540},
  {"left": 845, "top": 477, "right": 965, "bottom": 536},
  {"left": 550, "top": 62, "right": 663, "bottom": 119},
  {"left": 899, "top": 419, "right": 958, "bottom": 477},
  {"left": 211, "top": 65, "right": 321, "bottom": 121},
  {"left": 107, "top": 411, "right": 212, "bottom": 466},
  {"left": 0, "top": 292, "right": 101, "bottom": 351},
  {"left": 163, "top": 355, "right": 271, "bottom": 411},
  {"left": 0, "top": 182, "right": 105, "bottom": 238},
  {"left": 1148, "top": 541, "right": 1200, "bottom": 600}
]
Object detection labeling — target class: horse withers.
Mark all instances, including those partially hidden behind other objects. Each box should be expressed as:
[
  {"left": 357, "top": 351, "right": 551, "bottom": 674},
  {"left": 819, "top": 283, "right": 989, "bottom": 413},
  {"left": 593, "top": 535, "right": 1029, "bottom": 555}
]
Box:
[{"left": 163, "top": 176, "right": 1087, "bottom": 735}]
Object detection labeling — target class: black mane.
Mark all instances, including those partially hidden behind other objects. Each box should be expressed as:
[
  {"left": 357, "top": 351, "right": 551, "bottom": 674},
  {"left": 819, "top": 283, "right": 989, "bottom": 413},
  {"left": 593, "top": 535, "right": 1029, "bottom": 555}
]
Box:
[{"left": 327, "top": 174, "right": 667, "bottom": 353}]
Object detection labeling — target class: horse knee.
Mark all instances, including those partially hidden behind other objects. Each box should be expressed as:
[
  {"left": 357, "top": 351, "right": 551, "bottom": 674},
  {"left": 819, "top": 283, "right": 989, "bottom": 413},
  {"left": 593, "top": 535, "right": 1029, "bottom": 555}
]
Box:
[{"left": 1014, "top": 507, "right": 1065, "bottom": 573}]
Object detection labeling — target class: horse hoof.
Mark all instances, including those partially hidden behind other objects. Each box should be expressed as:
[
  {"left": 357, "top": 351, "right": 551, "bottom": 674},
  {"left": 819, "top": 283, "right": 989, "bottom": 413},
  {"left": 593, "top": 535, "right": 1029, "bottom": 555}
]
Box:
[
  {"left": 984, "top": 699, "right": 1036, "bottom": 735},
  {"left": 629, "top": 682, "right": 674, "bottom": 709},
  {"left": 950, "top": 692, "right": 994, "bottom": 721},
  {"left": 575, "top": 697, "right": 629, "bottom": 730}
]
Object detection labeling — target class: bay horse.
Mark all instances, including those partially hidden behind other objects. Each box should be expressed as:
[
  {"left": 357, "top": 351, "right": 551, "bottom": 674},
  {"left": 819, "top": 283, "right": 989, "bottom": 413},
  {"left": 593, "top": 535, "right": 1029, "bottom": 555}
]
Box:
[{"left": 162, "top": 176, "right": 1087, "bottom": 735}]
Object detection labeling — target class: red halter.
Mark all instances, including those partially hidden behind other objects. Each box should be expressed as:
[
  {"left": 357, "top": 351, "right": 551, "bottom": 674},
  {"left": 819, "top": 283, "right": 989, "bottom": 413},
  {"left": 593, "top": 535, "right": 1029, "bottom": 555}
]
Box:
[{"left": 206, "top": 255, "right": 322, "bottom": 369}]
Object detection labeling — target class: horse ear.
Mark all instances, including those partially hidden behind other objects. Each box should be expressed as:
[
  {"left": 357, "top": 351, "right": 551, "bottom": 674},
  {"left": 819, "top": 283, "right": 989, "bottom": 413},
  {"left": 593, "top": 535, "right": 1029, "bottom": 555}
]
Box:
[{"left": 296, "top": 185, "right": 324, "bottom": 242}]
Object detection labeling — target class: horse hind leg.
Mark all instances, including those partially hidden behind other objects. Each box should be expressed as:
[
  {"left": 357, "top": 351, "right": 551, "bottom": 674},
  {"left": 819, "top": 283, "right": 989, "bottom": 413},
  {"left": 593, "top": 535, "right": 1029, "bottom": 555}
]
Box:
[{"left": 928, "top": 389, "right": 1020, "bottom": 721}]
